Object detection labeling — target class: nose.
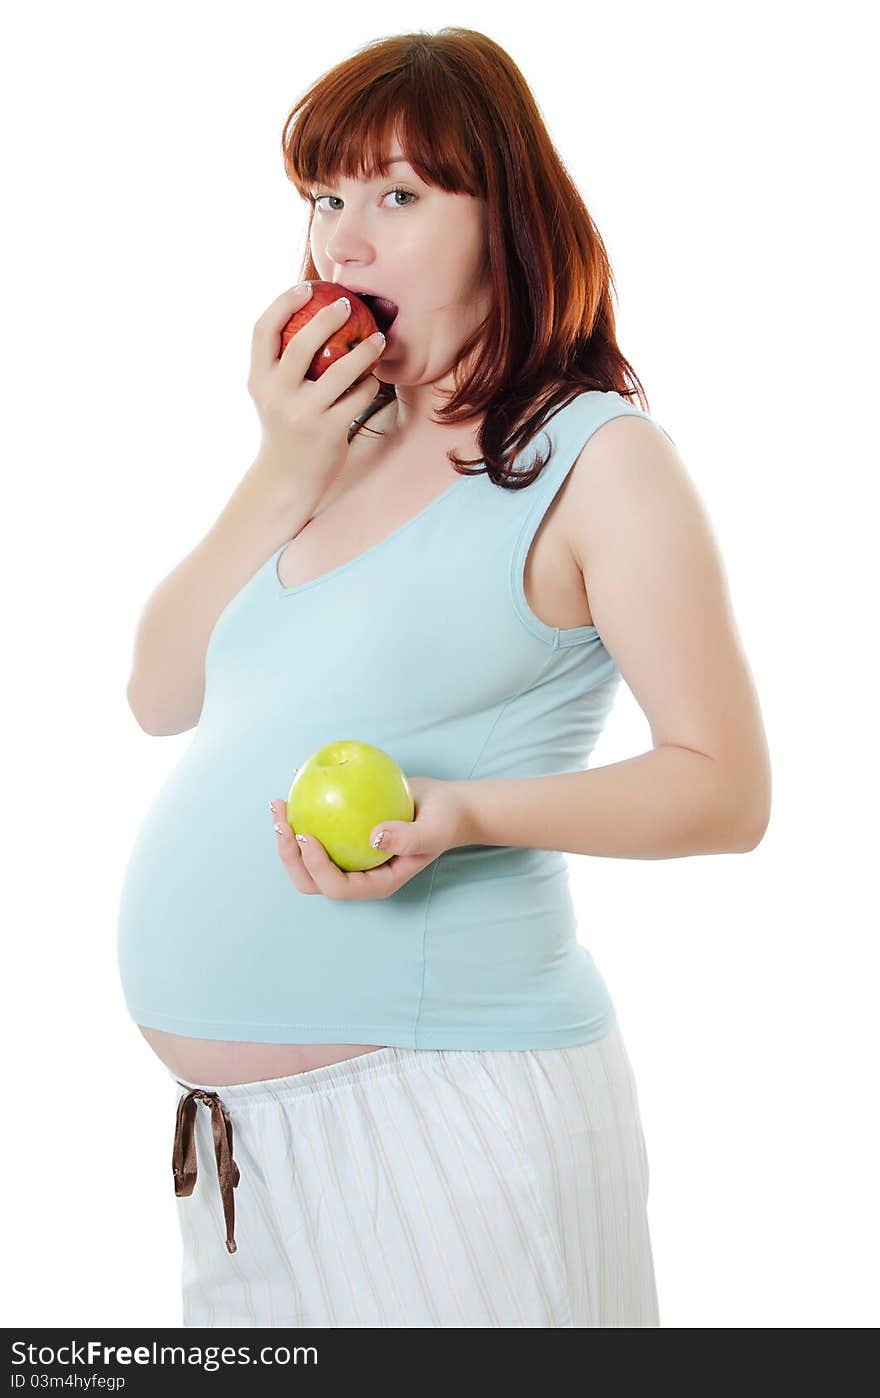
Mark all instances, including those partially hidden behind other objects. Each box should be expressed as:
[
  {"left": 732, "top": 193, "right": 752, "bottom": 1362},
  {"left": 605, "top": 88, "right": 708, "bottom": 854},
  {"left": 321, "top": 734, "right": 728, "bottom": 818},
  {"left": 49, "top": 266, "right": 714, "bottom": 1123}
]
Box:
[{"left": 321, "top": 215, "right": 377, "bottom": 268}]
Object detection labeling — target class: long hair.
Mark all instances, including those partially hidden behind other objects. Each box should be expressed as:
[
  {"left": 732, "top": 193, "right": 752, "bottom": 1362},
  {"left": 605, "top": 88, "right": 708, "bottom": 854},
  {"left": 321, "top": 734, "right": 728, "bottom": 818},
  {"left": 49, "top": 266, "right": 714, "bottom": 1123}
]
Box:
[{"left": 280, "top": 27, "right": 651, "bottom": 490}]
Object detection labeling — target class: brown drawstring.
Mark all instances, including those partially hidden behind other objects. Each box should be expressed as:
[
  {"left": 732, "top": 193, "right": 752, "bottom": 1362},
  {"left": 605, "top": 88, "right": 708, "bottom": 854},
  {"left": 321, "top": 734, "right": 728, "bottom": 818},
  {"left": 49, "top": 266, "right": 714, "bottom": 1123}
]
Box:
[{"left": 172, "top": 1087, "right": 241, "bottom": 1254}]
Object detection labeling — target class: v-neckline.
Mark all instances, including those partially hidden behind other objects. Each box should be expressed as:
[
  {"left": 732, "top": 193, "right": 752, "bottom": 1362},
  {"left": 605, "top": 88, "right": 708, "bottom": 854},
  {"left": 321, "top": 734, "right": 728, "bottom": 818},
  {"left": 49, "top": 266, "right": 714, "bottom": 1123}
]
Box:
[{"left": 273, "top": 472, "right": 472, "bottom": 597}]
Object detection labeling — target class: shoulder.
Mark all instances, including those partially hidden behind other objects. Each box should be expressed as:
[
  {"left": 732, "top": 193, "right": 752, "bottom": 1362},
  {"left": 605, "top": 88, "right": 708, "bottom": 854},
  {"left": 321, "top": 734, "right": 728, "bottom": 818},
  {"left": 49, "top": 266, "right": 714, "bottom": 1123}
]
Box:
[
  {"left": 562, "top": 405, "right": 683, "bottom": 570},
  {"left": 573, "top": 398, "right": 675, "bottom": 468}
]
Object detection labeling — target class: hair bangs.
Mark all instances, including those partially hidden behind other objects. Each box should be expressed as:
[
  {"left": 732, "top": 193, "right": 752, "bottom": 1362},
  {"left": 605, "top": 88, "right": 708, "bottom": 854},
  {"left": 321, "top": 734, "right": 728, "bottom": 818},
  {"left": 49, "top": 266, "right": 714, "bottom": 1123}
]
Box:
[{"left": 282, "top": 59, "right": 482, "bottom": 200}]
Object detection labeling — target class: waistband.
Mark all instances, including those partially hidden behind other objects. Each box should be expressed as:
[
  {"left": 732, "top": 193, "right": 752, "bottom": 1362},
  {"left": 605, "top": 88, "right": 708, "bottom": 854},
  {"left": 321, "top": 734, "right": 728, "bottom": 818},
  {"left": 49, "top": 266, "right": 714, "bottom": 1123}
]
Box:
[
  {"left": 166, "top": 1043, "right": 486, "bottom": 1107},
  {"left": 168, "top": 1035, "right": 620, "bottom": 1256},
  {"left": 169, "top": 1045, "right": 459, "bottom": 1255}
]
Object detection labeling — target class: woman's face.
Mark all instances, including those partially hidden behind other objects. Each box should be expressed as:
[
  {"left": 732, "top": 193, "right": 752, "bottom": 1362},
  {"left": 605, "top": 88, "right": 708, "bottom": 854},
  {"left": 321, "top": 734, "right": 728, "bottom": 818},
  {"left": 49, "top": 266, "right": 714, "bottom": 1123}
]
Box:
[{"left": 307, "top": 139, "right": 490, "bottom": 431}]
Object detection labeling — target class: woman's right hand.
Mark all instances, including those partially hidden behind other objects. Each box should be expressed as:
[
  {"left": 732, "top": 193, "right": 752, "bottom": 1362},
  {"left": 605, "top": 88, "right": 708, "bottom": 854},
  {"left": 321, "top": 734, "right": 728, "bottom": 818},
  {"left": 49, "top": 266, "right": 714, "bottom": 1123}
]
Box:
[{"left": 246, "top": 283, "right": 387, "bottom": 496}]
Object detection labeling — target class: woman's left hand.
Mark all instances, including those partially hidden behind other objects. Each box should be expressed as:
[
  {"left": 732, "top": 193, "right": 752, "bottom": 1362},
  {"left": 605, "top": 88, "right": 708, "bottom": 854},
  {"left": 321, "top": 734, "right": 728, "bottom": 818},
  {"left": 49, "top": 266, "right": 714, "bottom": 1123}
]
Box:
[{"left": 268, "top": 776, "right": 468, "bottom": 900}]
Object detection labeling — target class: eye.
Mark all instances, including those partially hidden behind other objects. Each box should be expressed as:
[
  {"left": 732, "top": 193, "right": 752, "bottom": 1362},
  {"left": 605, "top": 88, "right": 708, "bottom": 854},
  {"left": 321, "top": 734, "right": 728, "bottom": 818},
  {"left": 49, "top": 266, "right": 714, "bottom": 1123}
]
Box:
[{"left": 308, "top": 185, "right": 418, "bottom": 213}]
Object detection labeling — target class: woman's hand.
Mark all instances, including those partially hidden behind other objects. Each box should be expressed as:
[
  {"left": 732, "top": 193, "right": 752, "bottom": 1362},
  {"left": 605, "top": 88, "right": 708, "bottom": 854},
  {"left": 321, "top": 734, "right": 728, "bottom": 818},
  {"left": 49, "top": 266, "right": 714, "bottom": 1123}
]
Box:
[
  {"left": 268, "top": 776, "right": 468, "bottom": 899},
  {"left": 248, "top": 282, "right": 385, "bottom": 503}
]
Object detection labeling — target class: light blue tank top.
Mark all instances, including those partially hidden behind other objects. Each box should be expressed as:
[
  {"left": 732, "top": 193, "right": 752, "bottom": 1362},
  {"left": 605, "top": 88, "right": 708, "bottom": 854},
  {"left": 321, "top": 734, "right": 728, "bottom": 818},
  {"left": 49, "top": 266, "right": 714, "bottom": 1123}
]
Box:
[{"left": 117, "top": 389, "right": 674, "bottom": 1048}]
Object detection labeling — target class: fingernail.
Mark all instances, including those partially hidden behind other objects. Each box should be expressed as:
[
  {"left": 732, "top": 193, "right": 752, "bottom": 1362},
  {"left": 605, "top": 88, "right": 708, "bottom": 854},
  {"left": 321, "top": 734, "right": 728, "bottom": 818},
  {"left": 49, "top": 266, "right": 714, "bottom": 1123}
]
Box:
[
  {"left": 369, "top": 330, "right": 385, "bottom": 346},
  {"left": 294, "top": 281, "right": 312, "bottom": 295},
  {"left": 334, "top": 296, "right": 351, "bottom": 313},
  {"left": 371, "top": 831, "right": 385, "bottom": 848},
  {"left": 273, "top": 822, "right": 284, "bottom": 836},
  {"left": 296, "top": 834, "right": 307, "bottom": 846}
]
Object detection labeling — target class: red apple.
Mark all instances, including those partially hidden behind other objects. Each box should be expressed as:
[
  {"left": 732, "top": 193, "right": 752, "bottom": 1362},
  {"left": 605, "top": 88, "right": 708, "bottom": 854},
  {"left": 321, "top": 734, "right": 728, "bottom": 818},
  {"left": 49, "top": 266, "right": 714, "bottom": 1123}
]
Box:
[{"left": 280, "top": 280, "right": 398, "bottom": 382}]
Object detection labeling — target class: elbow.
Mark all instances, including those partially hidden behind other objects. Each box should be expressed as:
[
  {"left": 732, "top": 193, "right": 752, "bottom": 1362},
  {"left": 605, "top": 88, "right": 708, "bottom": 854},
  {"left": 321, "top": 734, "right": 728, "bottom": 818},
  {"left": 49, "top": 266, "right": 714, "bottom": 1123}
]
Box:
[
  {"left": 735, "top": 802, "right": 772, "bottom": 852},
  {"left": 127, "top": 683, "right": 157, "bottom": 736},
  {"left": 715, "top": 738, "right": 772, "bottom": 853},
  {"left": 743, "top": 751, "right": 773, "bottom": 851},
  {"left": 127, "top": 690, "right": 173, "bottom": 737},
  {"left": 129, "top": 708, "right": 196, "bottom": 738},
  {"left": 723, "top": 762, "right": 772, "bottom": 852},
  {"left": 129, "top": 708, "right": 164, "bottom": 737},
  {"left": 131, "top": 714, "right": 168, "bottom": 737},
  {"left": 737, "top": 824, "right": 768, "bottom": 852},
  {"left": 126, "top": 679, "right": 200, "bottom": 736}
]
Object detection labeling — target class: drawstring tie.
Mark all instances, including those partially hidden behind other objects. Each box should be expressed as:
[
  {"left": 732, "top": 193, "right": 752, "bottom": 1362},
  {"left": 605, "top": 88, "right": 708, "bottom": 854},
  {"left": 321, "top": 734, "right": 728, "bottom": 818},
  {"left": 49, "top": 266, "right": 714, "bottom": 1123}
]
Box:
[{"left": 172, "top": 1087, "right": 241, "bottom": 1254}]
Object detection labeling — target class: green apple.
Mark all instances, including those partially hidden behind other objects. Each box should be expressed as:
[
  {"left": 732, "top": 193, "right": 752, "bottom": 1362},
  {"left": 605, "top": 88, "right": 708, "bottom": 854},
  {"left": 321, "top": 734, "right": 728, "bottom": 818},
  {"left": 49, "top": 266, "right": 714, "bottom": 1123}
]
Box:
[{"left": 286, "top": 740, "right": 415, "bottom": 872}]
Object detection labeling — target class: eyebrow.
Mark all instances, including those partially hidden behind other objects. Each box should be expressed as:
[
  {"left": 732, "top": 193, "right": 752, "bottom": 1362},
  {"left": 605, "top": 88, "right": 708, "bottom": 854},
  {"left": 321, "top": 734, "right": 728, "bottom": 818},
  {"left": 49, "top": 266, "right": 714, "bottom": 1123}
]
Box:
[{"left": 309, "top": 158, "right": 414, "bottom": 192}]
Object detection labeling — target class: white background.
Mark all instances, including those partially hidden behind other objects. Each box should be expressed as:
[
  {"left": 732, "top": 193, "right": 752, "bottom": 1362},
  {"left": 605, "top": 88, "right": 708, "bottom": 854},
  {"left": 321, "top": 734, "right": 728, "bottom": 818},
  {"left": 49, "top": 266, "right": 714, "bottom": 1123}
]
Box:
[{"left": 3, "top": 0, "right": 876, "bottom": 1329}]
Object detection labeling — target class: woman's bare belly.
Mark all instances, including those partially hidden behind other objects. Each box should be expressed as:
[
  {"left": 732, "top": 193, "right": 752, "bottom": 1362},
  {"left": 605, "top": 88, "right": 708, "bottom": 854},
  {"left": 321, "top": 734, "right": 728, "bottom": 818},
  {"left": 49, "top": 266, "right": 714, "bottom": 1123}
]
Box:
[
  {"left": 138, "top": 1025, "right": 384, "bottom": 1085},
  {"left": 135, "top": 402, "right": 593, "bottom": 1089}
]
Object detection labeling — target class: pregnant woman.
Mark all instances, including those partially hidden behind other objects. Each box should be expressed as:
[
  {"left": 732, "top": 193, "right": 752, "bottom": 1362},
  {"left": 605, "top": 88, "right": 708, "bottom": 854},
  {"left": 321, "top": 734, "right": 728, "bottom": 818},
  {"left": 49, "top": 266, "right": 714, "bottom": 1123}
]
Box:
[{"left": 118, "top": 28, "right": 771, "bottom": 1328}]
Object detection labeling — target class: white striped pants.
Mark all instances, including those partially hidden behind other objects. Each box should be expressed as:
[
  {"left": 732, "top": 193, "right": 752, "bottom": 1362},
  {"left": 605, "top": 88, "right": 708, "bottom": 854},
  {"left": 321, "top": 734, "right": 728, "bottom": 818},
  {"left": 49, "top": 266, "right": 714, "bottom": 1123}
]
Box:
[{"left": 168, "top": 1019, "right": 659, "bottom": 1327}]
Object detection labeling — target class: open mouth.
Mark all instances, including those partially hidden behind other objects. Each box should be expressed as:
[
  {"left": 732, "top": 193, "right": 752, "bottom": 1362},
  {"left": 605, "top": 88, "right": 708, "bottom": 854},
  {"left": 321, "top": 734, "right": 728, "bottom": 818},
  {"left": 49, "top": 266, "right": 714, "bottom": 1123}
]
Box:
[{"left": 359, "top": 294, "right": 399, "bottom": 334}]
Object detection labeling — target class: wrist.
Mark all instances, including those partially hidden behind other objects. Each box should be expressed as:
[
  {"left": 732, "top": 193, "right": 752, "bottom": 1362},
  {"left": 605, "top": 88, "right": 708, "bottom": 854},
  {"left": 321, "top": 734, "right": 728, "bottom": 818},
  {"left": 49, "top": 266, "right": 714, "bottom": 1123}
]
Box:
[
  {"left": 449, "top": 780, "right": 478, "bottom": 848},
  {"left": 248, "top": 450, "right": 323, "bottom": 526}
]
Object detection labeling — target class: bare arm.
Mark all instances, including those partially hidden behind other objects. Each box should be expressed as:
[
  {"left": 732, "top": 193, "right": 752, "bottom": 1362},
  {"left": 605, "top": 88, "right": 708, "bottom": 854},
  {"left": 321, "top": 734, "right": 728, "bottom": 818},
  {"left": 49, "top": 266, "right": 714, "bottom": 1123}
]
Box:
[
  {"left": 126, "top": 455, "right": 324, "bottom": 736},
  {"left": 126, "top": 282, "right": 386, "bottom": 737}
]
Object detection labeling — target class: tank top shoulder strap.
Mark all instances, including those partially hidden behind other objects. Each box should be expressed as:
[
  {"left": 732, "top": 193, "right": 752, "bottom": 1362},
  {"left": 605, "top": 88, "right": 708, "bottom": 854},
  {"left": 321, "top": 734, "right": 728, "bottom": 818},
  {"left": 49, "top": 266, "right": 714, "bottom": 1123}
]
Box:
[
  {"left": 534, "top": 389, "right": 676, "bottom": 483},
  {"left": 509, "top": 389, "right": 675, "bottom": 647}
]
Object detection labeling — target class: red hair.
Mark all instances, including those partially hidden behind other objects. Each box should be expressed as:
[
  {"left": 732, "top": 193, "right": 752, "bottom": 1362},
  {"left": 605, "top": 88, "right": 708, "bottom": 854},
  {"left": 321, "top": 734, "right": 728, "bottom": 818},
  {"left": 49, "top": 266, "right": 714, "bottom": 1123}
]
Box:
[{"left": 281, "top": 27, "right": 651, "bottom": 490}]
